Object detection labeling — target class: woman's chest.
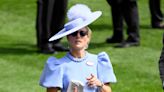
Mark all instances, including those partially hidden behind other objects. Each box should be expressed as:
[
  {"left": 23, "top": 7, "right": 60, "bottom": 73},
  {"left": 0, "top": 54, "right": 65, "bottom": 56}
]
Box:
[{"left": 63, "top": 60, "right": 97, "bottom": 86}]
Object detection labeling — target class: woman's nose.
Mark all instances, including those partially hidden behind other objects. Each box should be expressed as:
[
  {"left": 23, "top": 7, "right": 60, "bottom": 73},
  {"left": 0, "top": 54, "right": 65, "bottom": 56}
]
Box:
[{"left": 76, "top": 32, "right": 81, "bottom": 38}]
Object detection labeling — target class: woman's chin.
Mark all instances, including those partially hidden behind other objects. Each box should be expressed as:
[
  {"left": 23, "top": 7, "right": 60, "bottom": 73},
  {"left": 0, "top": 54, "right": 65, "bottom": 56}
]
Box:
[{"left": 73, "top": 46, "right": 84, "bottom": 51}]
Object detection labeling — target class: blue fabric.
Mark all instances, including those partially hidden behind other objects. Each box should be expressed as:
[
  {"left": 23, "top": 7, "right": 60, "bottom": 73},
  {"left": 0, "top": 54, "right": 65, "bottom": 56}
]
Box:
[
  {"left": 97, "top": 52, "right": 117, "bottom": 83},
  {"left": 39, "top": 52, "right": 117, "bottom": 92}
]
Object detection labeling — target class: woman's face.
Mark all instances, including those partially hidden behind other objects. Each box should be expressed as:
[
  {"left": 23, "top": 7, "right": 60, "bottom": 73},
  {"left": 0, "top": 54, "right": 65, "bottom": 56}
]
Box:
[{"left": 67, "top": 27, "right": 90, "bottom": 51}]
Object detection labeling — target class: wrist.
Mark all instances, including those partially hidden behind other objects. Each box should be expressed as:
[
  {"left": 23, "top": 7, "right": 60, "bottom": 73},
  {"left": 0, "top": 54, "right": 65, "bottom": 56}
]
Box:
[{"left": 98, "top": 81, "right": 104, "bottom": 88}]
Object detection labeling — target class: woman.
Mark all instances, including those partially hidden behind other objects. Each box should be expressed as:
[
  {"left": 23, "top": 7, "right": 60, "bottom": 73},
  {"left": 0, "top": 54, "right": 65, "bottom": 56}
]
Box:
[{"left": 39, "top": 4, "right": 117, "bottom": 92}]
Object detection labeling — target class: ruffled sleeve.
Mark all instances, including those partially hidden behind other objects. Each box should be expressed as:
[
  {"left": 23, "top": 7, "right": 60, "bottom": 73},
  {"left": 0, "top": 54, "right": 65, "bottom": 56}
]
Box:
[
  {"left": 97, "top": 52, "right": 117, "bottom": 83},
  {"left": 39, "top": 57, "right": 64, "bottom": 88}
]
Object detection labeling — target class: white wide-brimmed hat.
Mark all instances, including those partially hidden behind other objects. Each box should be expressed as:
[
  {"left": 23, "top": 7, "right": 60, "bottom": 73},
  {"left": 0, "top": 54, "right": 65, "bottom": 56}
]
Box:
[{"left": 49, "top": 4, "right": 102, "bottom": 41}]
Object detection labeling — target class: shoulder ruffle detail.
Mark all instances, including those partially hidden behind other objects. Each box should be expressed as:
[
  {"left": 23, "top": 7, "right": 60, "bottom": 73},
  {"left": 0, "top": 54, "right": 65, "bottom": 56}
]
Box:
[
  {"left": 39, "top": 57, "right": 63, "bottom": 88},
  {"left": 97, "top": 52, "right": 117, "bottom": 83},
  {"left": 46, "top": 57, "right": 63, "bottom": 70}
]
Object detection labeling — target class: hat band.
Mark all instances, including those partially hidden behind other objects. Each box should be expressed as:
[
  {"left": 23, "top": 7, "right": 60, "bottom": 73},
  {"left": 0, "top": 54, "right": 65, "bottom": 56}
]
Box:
[{"left": 65, "top": 18, "right": 84, "bottom": 31}]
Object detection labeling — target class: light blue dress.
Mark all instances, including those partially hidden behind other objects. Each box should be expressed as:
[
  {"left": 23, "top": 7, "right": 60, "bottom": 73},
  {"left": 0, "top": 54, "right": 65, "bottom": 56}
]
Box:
[{"left": 40, "top": 52, "right": 117, "bottom": 92}]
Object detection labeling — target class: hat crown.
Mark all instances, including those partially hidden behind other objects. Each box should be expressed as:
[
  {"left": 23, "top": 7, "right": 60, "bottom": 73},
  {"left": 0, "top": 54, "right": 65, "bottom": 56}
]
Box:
[
  {"left": 67, "top": 4, "right": 92, "bottom": 21},
  {"left": 64, "top": 18, "right": 84, "bottom": 31}
]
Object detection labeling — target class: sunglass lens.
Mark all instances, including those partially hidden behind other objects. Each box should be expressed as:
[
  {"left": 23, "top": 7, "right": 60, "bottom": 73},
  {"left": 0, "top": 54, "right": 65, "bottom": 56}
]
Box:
[
  {"left": 71, "top": 31, "right": 78, "bottom": 36},
  {"left": 80, "top": 31, "right": 87, "bottom": 36},
  {"left": 70, "top": 31, "right": 88, "bottom": 37}
]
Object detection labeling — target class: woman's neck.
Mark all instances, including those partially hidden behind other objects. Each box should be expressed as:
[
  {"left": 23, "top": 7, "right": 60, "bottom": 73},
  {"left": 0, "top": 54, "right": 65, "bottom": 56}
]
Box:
[{"left": 69, "top": 49, "right": 86, "bottom": 58}]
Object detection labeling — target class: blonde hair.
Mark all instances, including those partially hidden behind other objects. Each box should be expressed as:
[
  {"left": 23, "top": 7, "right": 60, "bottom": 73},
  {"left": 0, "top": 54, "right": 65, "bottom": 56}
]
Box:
[
  {"left": 85, "top": 27, "right": 92, "bottom": 49},
  {"left": 87, "top": 27, "right": 92, "bottom": 39}
]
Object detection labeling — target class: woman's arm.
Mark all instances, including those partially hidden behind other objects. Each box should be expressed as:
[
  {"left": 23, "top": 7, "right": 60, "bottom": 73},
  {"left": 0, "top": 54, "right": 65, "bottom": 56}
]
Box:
[
  {"left": 99, "top": 83, "right": 112, "bottom": 92},
  {"left": 47, "top": 87, "right": 59, "bottom": 92}
]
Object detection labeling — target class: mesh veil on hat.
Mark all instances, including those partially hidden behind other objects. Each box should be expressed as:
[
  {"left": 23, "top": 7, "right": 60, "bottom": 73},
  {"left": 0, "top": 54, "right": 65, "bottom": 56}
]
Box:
[{"left": 49, "top": 4, "right": 102, "bottom": 41}]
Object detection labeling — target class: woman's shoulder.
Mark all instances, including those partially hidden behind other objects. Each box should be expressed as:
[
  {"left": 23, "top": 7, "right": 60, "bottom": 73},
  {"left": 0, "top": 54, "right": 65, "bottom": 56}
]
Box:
[
  {"left": 45, "top": 56, "right": 68, "bottom": 70},
  {"left": 97, "top": 51, "right": 109, "bottom": 58},
  {"left": 46, "top": 56, "right": 62, "bottom": 65},
  {"left": 97, "top": 51, "right": 111, "bottom": 62},
  {"left": 87, "top": 52, "right": 110, "bottom": 63},
  {"left": 88, "top": 51, "right": 109, "bottom": 58}
]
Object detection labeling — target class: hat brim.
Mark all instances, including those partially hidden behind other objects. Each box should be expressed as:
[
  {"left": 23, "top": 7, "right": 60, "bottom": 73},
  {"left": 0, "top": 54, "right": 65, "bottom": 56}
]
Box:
[{"left": 49, "top": 11, "right": 102, "bottom": 41}]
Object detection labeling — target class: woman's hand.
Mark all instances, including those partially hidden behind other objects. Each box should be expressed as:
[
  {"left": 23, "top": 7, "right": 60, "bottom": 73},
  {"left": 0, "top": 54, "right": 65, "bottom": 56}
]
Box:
[
  {"left": 86, "top": 74, "right": 102, "bottom": 87},
  {"left": 86, "top": 74, "right": 112, "bottom": 92}
]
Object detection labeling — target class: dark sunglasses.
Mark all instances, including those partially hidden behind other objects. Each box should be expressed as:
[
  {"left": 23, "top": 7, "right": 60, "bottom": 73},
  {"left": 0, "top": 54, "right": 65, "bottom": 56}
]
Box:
[{"left": 70, "top": 31, "right": 88, "bottom": 37}]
